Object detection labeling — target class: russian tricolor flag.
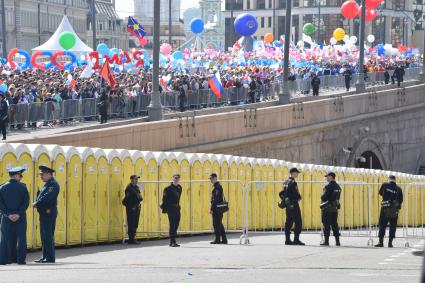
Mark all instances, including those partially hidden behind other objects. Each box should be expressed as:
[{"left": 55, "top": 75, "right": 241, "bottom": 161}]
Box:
[{"left": 208, "top": 73, "right": 223, "bottom": 98}]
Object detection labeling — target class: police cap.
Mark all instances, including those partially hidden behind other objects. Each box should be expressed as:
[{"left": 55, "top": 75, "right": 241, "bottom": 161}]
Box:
[
  {"left": 289, "top": 168, "right": 301, "bottom": 174},
  {"left": 130, "top": 175, "right": 140, "bottom": 180},
  {"left": 389, "top": 175, "right": 396, "bottom": 181},
  {"left": 325, "top": 172, "right": 336, "bottom": 178},
  {"left": 209, "top": 173, "right": 218, "bottom": 178},
  {"left": 9, "top": 166, "right": 26, "bottom": 175},
  {"left": 39, "top": 165, "right": 55, "bottom": 174},
  {"left": 173, "top": 174, "right": 181, "bottom": 178}
]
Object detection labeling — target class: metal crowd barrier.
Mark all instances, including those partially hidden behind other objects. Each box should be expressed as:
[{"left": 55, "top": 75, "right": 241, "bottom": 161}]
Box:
[{"left": 123, "top": 180, "right": 244, "bottom": 243}]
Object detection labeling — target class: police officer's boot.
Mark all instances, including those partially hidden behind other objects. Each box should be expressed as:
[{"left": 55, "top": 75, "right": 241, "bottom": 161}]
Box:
[
  {"left": 293, "top": 234, "right": 305, "bottom": 246},
  {"left": 374, "top": 238, "right": 384, "bottom": 248},
  {"left": 320, "top": 236, "right": 329, "bottom": 246},
  {"left": 388, "top": 238, "right": 394, "bottom": 248},
  {"left": 285, "top": 233, "right": 293, "bottom": 245},
  {"left": 335, "top": 236, "right": 341, "bottom": 246}
]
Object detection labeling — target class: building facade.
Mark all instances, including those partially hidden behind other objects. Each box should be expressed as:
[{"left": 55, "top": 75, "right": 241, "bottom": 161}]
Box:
[
  {"left": 133, "top": 0, "right": 185, "bottom": 48},
  {"left": 200, "top": 0, "right": 225, "bottom": 49},
  {"left": 0, "top": 0, "right": 88, "bottom": 55},
  {"left": 223, "top": 0, "right": 414, "bottom": 49}
]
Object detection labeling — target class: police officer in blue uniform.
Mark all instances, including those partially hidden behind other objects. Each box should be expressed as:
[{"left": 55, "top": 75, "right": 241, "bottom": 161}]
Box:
[
  {"left": 375, "top": 175, "right": 403, "bottom": 248},
  {"left": 33, "top": 165, "right": 60, "bottom": 263},
  {"left": 0, "top": 167, "right": 29, "bottom": 265},
  {"left": 320, "top": 172, "right": 342, "bottom": 246}
]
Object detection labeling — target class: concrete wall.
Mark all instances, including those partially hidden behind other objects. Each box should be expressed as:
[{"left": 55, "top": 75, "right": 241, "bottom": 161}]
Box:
[{"left": 17, "top": 84, "right": 425, "bottom": 174}]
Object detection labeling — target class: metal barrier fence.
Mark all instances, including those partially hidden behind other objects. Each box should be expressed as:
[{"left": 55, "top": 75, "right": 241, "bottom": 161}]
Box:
[
  {"left": 6, "top": 67, "right": 421, "bottom": 127},
  {"left": 124, "top": 180, "right": 244, "bottom": 242}
]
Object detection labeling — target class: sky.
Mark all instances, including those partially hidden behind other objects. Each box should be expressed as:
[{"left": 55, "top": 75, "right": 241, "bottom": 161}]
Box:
[{"left": 117, "top": 0, "right": 200, "bottom": 17}]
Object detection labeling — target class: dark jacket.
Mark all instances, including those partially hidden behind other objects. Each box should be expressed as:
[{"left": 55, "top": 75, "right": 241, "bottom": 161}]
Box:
[
  {"left": 0, "top": 100, "right": 8, "bottom": 121},
  {"left": 281, "top": 177, "right": 301, "bottom": 204},
  {"left": 211, "top": 181, "right": 224, "bottom": 213},
  {"left": 123, "top": 183, "right": 143, "bottom": 208},
  {"left": 311, "top": 77, "right": 321, "bottom": 88},
  {"left": 35, "top": 178, "right": 60, "bottom": 215},
  {"left": 161, "top": 183, "right": 182, "bottom": 212},
  {"left": 0, "top": 179, "right": 29, "bottom": 218},
  {"left": 321, "top": 181, "right": 342, "bottom": 212},
  {"left": 379, "top": 182, "right": 403, "bottom": 208}
]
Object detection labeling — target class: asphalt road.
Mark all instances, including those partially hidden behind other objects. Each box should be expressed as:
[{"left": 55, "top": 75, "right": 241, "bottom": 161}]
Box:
[{"left": 0, "top": 231, "right": 422, "bottom": 283}]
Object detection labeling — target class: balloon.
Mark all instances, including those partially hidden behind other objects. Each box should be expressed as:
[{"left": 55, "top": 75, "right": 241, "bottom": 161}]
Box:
[
  {"left": 341, "top": 1, "right": 359, "bottom": 19},
  {"left": 234, "top": 13, "right": 258, "bottom": 37},
  {"left": 51, "top": 51, "right": 77, "bottom": 70},
  {"left": 7, "top": 49, "right": 31, "bottom": 70},
  {"left": 0, "top": 84, "right": 7, "bottom": 93},
  {"left": 303, "top": 23, "right": 315, "bottom": 36},
  {"left": 367, "top": 34, "right": 375, "bottom": 43},
  {"left": 330, "top": 37, "right": 337, "bottom": 45},
  {"left": 343, "top": 35, "right": 350, "bottom": 42},
  {"left": 59, "top": 32, "right": 76, "bottom": 50},
  {"left": 139, "top": 37, "right": 148, "bottom": 46},
  {"left": 190, "top": 18, "right": 205, "bottom": 34},
  {"left": 273, "top": 40, "right": 282, "bottom": 47},
  {"left": 365, "top": 0, "right": 383, "bottom": 9},
  {"left": 97, "top": 43, "right": 109, "bottom": 55},
  {"left": 160, "top": 43, "right": 173, "bottom": 55},
  {"left": 350, "top": 36, "right": 357, "bottom": 44},
  {"left": 296, "top": 41, "right": 304, "bottom": 48},
  {"left": 110, "top": 48, "right": 120, "bottom": 56},
  {"left": 172, "top": 51, "right": 183, "bottom": 60},
  {"left": 264, "top": 33, "right": 274, "bottom": 44},
  {"left": 358, "top": 7, "right": 378, "bottom": 22},
  {"left": 333, "top": 28, "right": 345, "bottom": 41}
]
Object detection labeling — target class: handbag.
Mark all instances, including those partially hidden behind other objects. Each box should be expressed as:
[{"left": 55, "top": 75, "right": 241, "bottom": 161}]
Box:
[{"left": 216, "top": 195, "right": 229, "bottom": 214}]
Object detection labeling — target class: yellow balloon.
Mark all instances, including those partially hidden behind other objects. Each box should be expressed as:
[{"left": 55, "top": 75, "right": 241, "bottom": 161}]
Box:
[{"left": 333, "top": 28, "right": 345, "bottom": 42}]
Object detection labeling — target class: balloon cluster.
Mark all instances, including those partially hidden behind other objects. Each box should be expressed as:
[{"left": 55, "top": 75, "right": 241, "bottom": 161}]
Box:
[{"left": 341, "top": 0, "right": 380, "bottom": 22}]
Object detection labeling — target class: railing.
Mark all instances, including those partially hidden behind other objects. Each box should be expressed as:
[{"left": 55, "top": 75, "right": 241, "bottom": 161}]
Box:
[{"left": 5, "top": 67, "right": 421, "bottom": 128}]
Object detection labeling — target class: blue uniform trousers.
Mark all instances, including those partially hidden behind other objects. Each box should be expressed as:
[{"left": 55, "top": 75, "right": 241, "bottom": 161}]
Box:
[
  {"left": 39, "top": 208, "right": 57, "bottom": 262},
  {"left": 0, "top": 215, "right": 27, "bottom": 264}
]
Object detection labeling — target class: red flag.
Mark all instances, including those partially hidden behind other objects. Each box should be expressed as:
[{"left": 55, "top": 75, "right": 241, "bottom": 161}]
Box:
[
  {"left": 69, "top": 79, "right": 76, "bottom": 90},
  {"left": 100, "top": 61, "right": 116, "bottom": 88}
]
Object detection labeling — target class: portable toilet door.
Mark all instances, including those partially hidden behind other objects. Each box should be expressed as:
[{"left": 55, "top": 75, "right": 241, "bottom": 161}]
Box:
[
  {"left": 105, "top": 149, "right": 124, "bottom": 241},
  {"left": 201, "top": 154, "right": 213, "bottom": 232},
  {"left": 311, "top": 165, "right": 323, "bottom": 229},
  {"left": 336, "top": 167, "right": 346, "bottom": 229},
  {"left": 78, "top": 147, "right": 98, "bottom": 244},
  {"left": 219, "top": 155, "right": 230, "bottom": 231},
  {"left": 118, "top": 149, "right": 134, "bottom": 240},
  {"left": 189, "top": 154, "right": 202, "bottom": 232},
  {"left": 131, "top": 150, "right": 148, "bottom": 239},
  {"left": 95, "top": 149, "right": 109, "bottom": 242},
  {"left": 273, "top": 159, "right": 284, "bottom": 230},
  {"left": 142, "top": 151, "right": 160, "bottom": 238},
  {"left": 45, "top": 145, "right": 67, "bottom": 246},
  {"left": 237, "top": 157, "right": 247, "bottom": 230},
  {"left": 0, "top": 143, "right": 17, "bottom": 183},
  {"left": 302, "top": 164, "right": 313, "bottom": 230},
  {"left": 344, "top": 168, "right": 355, "bottom": 230},
  {"left": 252, "top": 159, "right": 262, "bottom": 231},
  {"left": 155, "top": 152, "right": 171, "bottom": 237},
  {"left": 244, "top": 158, "right": 253, "bottom": 231},
  {"left": 62, "top": 146, "right": 83, "bottom": 246},
  {"left": 265, "top": 159, "right": 276, "bottom": 230},
  {"left": 26, "top": 144, "right": 51, "bottom": 249},
  {"left": 9, "top": 143, "right": 34, "bottom": 249}
]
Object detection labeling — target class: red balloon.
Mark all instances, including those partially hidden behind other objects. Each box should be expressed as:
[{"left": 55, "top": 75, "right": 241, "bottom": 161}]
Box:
[
  {"left": 341, "top": 1, "right": 360, "bottom": 19},
  {"left": 358, "top": 7, "right": 378, "bottom": 22},
  {"left": 365, "top": 0, "right": 382, "bottom": 9}
]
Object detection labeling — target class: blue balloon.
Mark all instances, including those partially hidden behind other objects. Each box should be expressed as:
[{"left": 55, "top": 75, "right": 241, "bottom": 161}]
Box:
[
  {"left": 110, "top": 48, "right": 120, "bottom": 56},
  {"left": 234, "top": 13, "right": 258, "bottom": 37},
  {"left": 190, "top": 18, "right": 204, "bottom": 34},
  {"left": 0, "top": 84, "right": 7, "bottom": 93},
  {"left": 273, "top": 40, "right": 282, "bottom": 47},
  {"left": 141, "top": 49, "right": 149, "bottom": 60},
  {"left": 172, "top": 51, "right": 183, "bottom": 60},
  {"left": 97, "top": 43, "right": 109, "bottom": 56}
]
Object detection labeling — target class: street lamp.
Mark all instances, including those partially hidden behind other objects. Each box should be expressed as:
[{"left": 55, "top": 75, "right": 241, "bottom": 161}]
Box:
[
  {"left": 420, "top": 28, "right": 425, "bottom": 82},
  {"left": 279, "top": 0, "right": 292, "bottom": 104},
  {"left": 148, "top": 0, "right": 163, "bottom": 121},
  {"left": 355, "top": 0, "right": 366, "bottom": 94}
]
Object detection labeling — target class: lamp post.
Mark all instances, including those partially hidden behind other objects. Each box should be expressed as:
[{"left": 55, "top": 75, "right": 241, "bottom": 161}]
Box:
[
  {"left": 355, "top": 0, "right": 366, "bottom": 94},
  {"left": 91, "top": 0, "right": 97, "bottom": 48},
  {"left": 168, "top": 0, "right": 172, "bottom": 44},
  {"left": 148, "top": 0, "right": 163, "bottom": 121},
  {"left": 1, "top": 0, "right": 7, "bottom": 57},
  {"left": 419, "top": 28, "right": 425, "bottom": 82},
  {"left": 279, "top": 0, "right": 292, "bottom": 104}
]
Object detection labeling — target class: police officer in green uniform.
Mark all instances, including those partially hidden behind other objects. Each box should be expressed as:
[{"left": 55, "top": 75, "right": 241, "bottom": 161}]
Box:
[
  {"left": 0, "top": 167, "right": 29, "bottom": 265},
  {"left": 33, "top": 165, "right": 60, "bottom": 263},
  {"left": 320, "top": 172, "right": 342, "bottom": 246},
  {"left": 161, "top": 174, "right": 182, "bottom": 247},
  {"left": 122, "top": 175, "right": 143, "bottom": 245},
  {"left": 375, "top": 175, "right": 403, "bottom": 248}
]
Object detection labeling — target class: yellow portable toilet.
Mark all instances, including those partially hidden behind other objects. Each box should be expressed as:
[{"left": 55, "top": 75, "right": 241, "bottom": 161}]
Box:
[
  {"left": 256, "top": 158, "right": 268, "bottom": 231},
  {"left": 130, "top": 150, "right": 147, "bottom": 239},
  {"left": 0, "top": 143, "right": 17, "bottom": 183},
  {"left": 245, "top": 157, "right": 256, "bottom": 231},
  {"left": 94, "top": 148, "right": 109, "bottom": 242},
  {"left": 236, "top": 157, "right": 247, "bottom": 230},
  {"left": 141, "top": 151, "right": 159, "bottom": 238},
  {"left": 154, "top": 151, "right": 171, "bottom": 237},
  {"left": 228, "top": 156, "right": 238, "bottom": 231},
  {"left": 25, "top": 144, "right": 51, "bottom": 249},
  {"left": 219, "top": 155, "right": 230, "bottom": 230},
  {"left": 201, "top": 154, "right": 215, "bottom": 231},
  {"left": 311, "top": 165, "right": 323, "bottom": 230},
  {"left": 344, "top": 167, "right": 354, "bottom": 230},
  {"left": 104, "top": 149, "right": 124, "bottom": 241},
  {"left": 62, "top": 146, "right": 83, "bottom": 246},
  {"left": 8, "top": 143, "right": 34, "bottom": 249},
  {"left": 263, "top": 159, "right": 274, "bottom": 230},
  {"left": 77, "top": 147, "right": 98, "bottom": 244},
  {"left": 250, "top": 158, "right": 261, "bottom": 231},
  {"left": 118, "top": 149, "right": 134, "bottom": 239},
  {"left": 302, "top": 164, "right": 313, "bottom": 230},
  {"left": 187, "top": 153, "right": 202, "bottom": 232},
  {"left": 274, "top": 160, "right": 284, "bottom": 230},
  {"left": 335, "top": 166, "right": 346, "bottom": 229},
  {"left": 268, "top": 159, "right": 278, "bottom": 230},
  {"left": 44, "top": 145, "right": 67, "bottom": 246}
]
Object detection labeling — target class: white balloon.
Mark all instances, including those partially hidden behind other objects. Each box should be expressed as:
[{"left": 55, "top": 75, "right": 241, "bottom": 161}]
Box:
[
  {"left": 350, "top": 36, "right": 357, "bottom": 44},
  {"left": 330, "top": 37, "right": 337, "bottom": 45},
  {"left": 367, "top": 34, "right": 375, "bottom": 43},
  {"left": 67, "top": 74, "right": 73, "bottom": 81},
  {"left": 343, "top": 35, "right": 350, "bottom": 42},
  {"left": 91, "top": 58, "right": 97, "bottom": 63},
  {"left": 297, "top": 40, "right": 304, "bottom": 48},
  {"left": 80, "top": 55, "right": 86, "bottom": 60}
]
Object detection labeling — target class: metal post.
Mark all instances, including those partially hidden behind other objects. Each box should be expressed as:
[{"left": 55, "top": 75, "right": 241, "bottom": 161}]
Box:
[
  {"left": 1, "top": 0, "right": 6, "bottom": 57},
  {"left": 317, "top": 0, "right": 321, "bottom": 44},
  {"left": 278, "top": 0, "right": 292, "bottom": 104},
  {"left": 273, "top": 0, "right": 276, "bottom": 38},
  {"left": 168, "top": 0, "right": 172, "bottom": 44},
  {"left": 91, "top": 0, "right": 97, "bottom": 48},
  {"left": 355, "top": 0, "right": 366, "bottom": 94},
  {"left": 148, "top": 0, "right": 163, "bottom": 121},
  {"left": 230, "top": 0, "right": 234, "bottom": 48},
  {"left": 419, "top": 28, "right": 425, "bottom": 81}
]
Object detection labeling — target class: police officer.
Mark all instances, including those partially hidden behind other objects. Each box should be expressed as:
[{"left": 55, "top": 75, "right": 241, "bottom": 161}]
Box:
[
  {"left": 33, "top": 165, "right": 60, "bottom": 263},
  {"left": 161, "top": 174, "right": 182, "bottom": 247},
  {"left": 320, "top": 172, "right": 342, "bottom": 246},
  {"left": 122, "top": 175, "right": 143, "bottom": 245},
  {"left": 375, "top": 175, "right": 403, "bottom": 248},
  {"left": 280, "top": 168, "right": 304, "bottom": 245},
  {"left": 0, "top": 167, "right": 29, "bottom": 265},
  {"left": 210, "top": 173, "right": 227, "bottom": 245},
  {"left": 0, "top": 92, "right": 8, "bottom": 140}
]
